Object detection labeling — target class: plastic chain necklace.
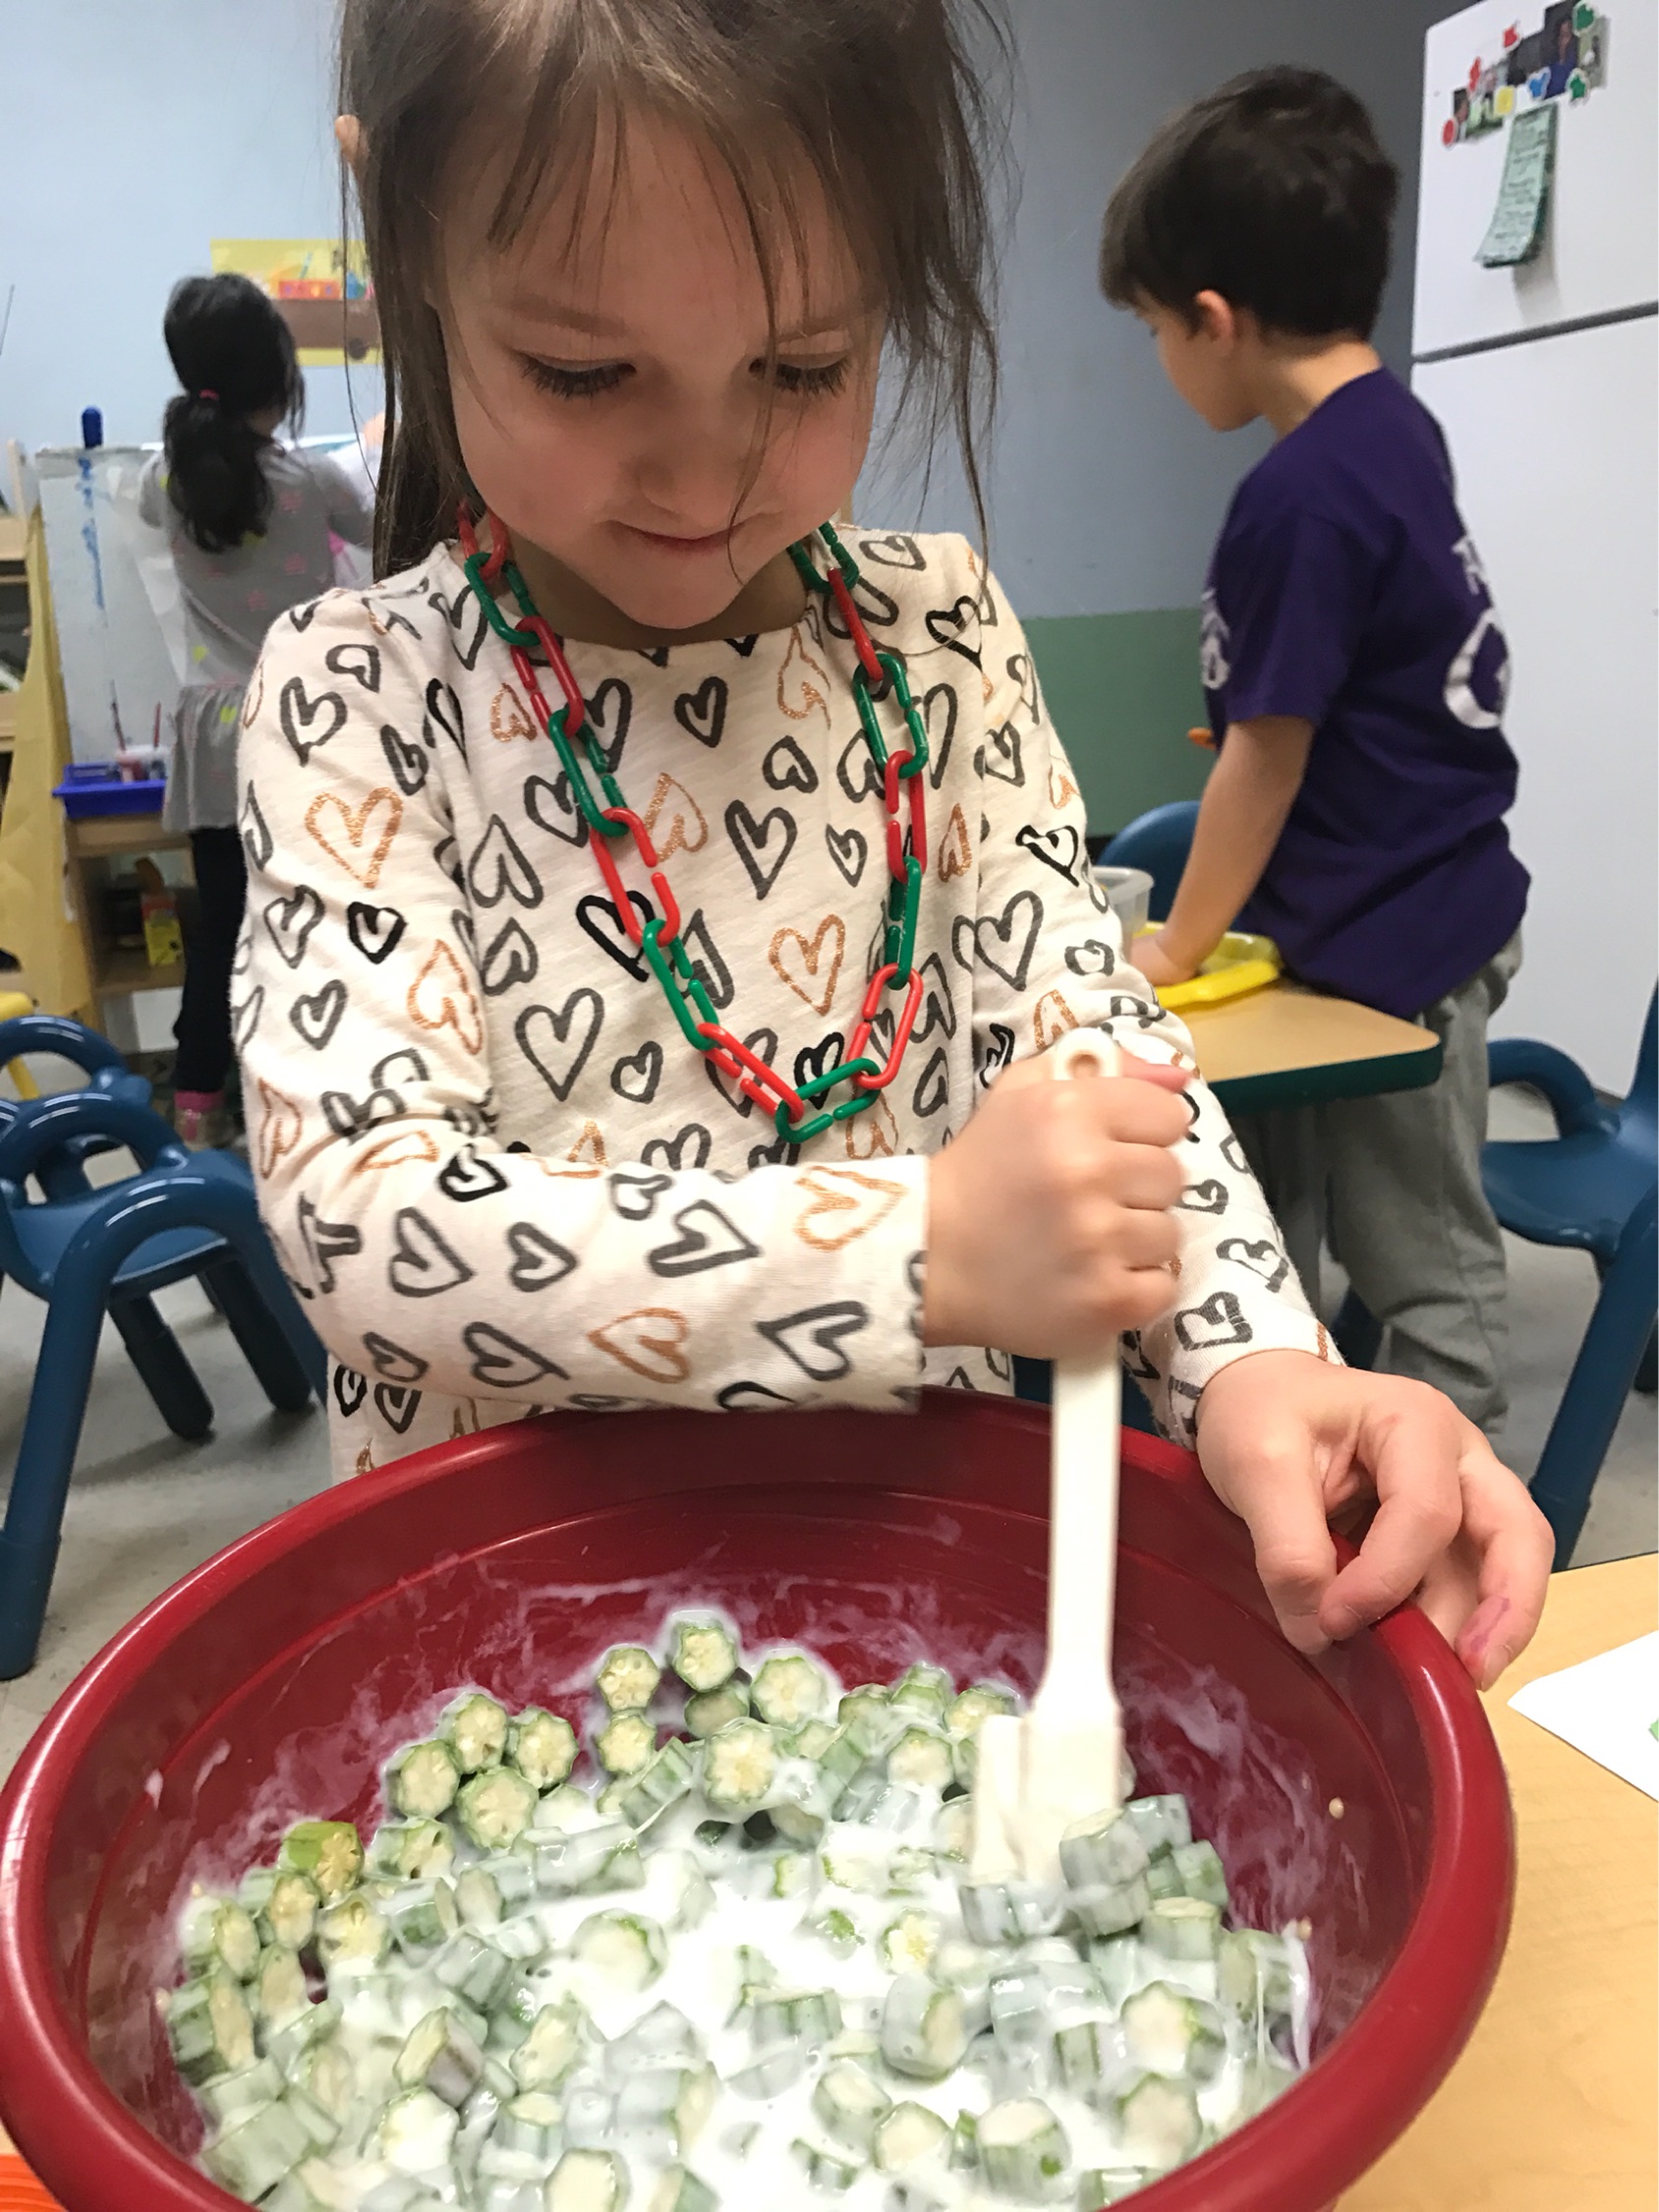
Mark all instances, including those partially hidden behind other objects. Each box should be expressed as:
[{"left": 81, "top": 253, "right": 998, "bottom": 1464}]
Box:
[{"left": 456, "top": 507, "right": 930, "bottom": 1144}]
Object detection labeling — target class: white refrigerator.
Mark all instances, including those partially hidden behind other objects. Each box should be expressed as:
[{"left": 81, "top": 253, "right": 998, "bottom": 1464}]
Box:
[{"left": 1412, "top": 0, "right": 1656, "bottom": 1090}]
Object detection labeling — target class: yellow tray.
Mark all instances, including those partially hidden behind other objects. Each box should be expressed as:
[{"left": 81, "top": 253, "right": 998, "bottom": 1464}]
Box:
[{"left": 1135, "top": 929, "right": 1282, "bottom": 1011}]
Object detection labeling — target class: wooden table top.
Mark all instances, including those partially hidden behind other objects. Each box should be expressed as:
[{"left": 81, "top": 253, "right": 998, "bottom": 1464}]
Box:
[
  {"left": 1343, "top": 1551, "right": 1658, "bottom": 2211},
  {"left": 1183, "top": 979, "right": 1443, "bottom": 1113}
]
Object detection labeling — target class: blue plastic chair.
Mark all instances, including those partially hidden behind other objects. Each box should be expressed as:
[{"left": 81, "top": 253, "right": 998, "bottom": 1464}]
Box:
[
  {"left": 1100, "top": 800, "right": 1200, "bottom": 921},
  {"left": 0, "top": 1014, "right": 156, "bottom": 1199},
  {"left": 1478, "top": 991, "right": 1658, "bottom": 1563},
  {"left": 0, "top": 1090, "right": 327, "bottom": 1678}
]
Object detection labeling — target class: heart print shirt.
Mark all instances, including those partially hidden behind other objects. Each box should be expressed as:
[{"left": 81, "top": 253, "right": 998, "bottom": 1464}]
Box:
[{"left": 236, "top": 529, "right": 1332, "bottom": 1480}]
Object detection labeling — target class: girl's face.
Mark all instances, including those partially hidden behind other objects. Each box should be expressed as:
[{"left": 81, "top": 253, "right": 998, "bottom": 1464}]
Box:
[{"left": 441, "top": 112, "right": 882, "bottom": 635}]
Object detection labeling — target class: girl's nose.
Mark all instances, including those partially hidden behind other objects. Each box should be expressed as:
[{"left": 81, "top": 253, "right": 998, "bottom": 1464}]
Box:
[{"left": 627, "top": 386, "right": 771, "bottom": 525}]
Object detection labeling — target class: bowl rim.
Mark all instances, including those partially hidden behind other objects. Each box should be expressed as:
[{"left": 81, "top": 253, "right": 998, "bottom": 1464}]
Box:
[{"left": 0, "top": 1397, "right": 1514, "bottom": 2211}]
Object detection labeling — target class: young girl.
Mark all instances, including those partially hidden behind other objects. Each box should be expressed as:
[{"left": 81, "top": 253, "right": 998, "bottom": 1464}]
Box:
[
  {"left": 238, "top": 0, "right": 1550, "bottom": 1690},
  {"left": 140, "top": 272, "right": 373, "bottom": 1146}
]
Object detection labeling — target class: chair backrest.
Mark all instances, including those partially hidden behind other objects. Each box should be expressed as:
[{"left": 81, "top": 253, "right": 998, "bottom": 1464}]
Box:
[
  {"left": 1625, "top": 987, "right": 1657, "bottom": 1136},
  {"left": 1099, "top": 801, "right": 1200, "bottom": 922}
]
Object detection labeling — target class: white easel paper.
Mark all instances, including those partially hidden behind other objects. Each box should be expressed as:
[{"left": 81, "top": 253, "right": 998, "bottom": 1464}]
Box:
[{"left": 1509, "top": 1631, "right": 1659, "bottom": 1799}]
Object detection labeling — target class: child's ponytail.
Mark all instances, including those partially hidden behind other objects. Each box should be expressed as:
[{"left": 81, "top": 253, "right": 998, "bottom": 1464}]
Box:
[{"left": 159, "top": 273, "right": 306, "bottom": 554}]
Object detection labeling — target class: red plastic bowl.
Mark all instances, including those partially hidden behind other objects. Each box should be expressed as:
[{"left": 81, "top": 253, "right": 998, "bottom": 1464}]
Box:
[{"left": 0, "top": 1396, "right": 1513, "bottom": 2211}]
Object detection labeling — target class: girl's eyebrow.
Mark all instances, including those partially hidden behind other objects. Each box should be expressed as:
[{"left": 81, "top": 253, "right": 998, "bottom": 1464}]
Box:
[{"left": 506, "top": 293, "right": 865, "bottom": 344}]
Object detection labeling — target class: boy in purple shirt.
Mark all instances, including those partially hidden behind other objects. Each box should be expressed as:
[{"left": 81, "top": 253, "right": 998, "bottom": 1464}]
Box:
[{"left": 1101, "top": 68, "right": 1528, "bottom": 1434}]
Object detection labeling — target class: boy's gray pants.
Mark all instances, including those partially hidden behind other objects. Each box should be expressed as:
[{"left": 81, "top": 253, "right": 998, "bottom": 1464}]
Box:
[{"left": 1230, "top": 935, "right": 1522, "bottom": 1439}]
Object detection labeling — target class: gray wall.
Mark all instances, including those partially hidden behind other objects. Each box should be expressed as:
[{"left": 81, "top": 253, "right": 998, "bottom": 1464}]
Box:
[
  {"left": 861, "top": 0, "right": 1453, "bottom": 616},
  {"left": 1, "top": 0, "right": 1443, "bottom": 619}
]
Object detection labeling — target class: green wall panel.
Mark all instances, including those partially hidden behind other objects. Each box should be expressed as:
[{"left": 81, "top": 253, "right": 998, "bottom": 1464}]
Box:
[{"left": 1024, "top": 607, "right": 1213, "bottom": 838}]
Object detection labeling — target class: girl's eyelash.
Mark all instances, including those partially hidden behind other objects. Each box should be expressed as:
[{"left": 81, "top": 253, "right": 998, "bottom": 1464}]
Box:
[
  {"left": 771, "top": 357, "right": 852, "bottom": 397},
  {"left": 523, "top": 359, "right": 630, "bottom": 400}
]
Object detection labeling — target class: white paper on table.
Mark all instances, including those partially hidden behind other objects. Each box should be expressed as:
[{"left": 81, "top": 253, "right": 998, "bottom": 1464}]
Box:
[{"left": 1509, "top": 1631, "right": 1659, "bottom": 1800}]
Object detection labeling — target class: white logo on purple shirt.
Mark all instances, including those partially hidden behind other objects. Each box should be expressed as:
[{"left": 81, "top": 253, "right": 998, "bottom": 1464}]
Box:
[
  {"left": 1199, "top": 587, "right": 1230, "bottom": 691},
  {"left": 1445, "top": 605, "right": 1511, "bottom": 730}
]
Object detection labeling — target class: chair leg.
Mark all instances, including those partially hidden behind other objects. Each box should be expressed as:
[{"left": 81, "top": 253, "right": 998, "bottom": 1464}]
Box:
[
  {"left": 0, "top": 1279, "right": 108, "bottom": 1678},
  {"left": 108, "top": 1296, "right": 214, "bottom": 1441},
  {"left": 201, "top": 1255, "right": 314, "bottom": 1414},
  {"left": 1528, "top": 1188, "right": 1658, "bottom": 1568},
  {"left": 1332, "top": 1290, "right": 1383, "bottom": 1371}
]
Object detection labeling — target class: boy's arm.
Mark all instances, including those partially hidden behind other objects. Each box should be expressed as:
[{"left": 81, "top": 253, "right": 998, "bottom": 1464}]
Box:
[{"left": 1136, "top": 714, "right": 1314, "bottom": 987}]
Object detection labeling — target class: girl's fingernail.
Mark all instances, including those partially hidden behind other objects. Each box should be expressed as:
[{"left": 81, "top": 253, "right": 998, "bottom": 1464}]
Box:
[{"left": 1459, "top": 1595, "right": 1512, "bottom": 1673}]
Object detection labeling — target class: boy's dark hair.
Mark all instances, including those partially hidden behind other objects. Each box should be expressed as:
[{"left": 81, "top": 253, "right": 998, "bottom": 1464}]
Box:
[
  {"left": 1100, "top": 67, "right": 1400, "bottom": 339},
  {"left": 160, "top": 273, "right": 305, "bottom": 553},
  {"left": 338, "top": 0, "right": 1009, "bottom": 576}
]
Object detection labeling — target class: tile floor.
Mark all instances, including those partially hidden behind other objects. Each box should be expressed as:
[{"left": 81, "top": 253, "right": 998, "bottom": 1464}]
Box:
[{"left": 0, "top": 1091, "right": 1651, "bottom": 1781}]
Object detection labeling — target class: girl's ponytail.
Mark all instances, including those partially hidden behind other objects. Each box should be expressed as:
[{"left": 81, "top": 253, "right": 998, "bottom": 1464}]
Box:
[{"left": 159, "top": 273, "right": 306, "bottom": 554}]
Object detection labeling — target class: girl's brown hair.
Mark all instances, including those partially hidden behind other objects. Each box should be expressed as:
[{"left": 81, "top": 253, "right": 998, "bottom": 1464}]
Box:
[{"left": 338, "top": 0, "right": 1009, "bottom": 578}]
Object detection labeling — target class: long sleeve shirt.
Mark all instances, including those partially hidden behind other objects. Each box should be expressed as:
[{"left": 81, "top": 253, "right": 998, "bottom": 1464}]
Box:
[{"left": 236, "top": 529, "right": 1330, "bottom": 1480}]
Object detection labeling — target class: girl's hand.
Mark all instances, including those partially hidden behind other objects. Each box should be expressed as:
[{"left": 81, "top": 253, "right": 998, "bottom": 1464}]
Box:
[
  {"left": 1131, "top": 929, "right": 1201, "bottom": 989},
  {"left": 1195, "top": 1350, "right": 1555, "bottom": 1690},
  {"left": 924, "top": 1049, "right": 1191, "bottom": 1358}
]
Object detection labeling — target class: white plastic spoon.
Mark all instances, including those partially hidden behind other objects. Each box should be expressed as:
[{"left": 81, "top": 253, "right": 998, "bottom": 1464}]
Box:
[{"left": 972, "top": 1026, "right": 1125, "bottom": 1888}]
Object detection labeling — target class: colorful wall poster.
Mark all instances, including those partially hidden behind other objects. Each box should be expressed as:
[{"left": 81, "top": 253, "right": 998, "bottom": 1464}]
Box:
[
  {"left": 1444, "top": 2, "right": 1611, "bottom": 146},
  {"left": 209, "top": 238, "right": 379, "bottom": 366}
]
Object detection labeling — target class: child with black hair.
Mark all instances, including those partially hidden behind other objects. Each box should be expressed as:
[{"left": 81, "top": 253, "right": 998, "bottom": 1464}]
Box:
[
  {"left": 1102, "top": 67, "right": 1529, "bottom": 1436},
  {"left": 140, "top": 272, "right": 373, "bottom": 1146}
]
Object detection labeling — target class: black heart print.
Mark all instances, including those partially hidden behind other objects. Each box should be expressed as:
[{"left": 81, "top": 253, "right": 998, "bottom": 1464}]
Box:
[
  {"left": 725, "top": 801, "right": 797, "bottom": 900},
  {"left": 347, "top": 901, "right": 407, "bottom": 964},
  {"left": 705, "top": 1026, "right": 779, "bottom": 1120},
  {"left": 479, "top": 918, "right": 539, "bottom": 999},
  {"left": 1216, "top": 1238, "right": 1290, "bottom": 1294},
  {"left": 1173, "top": 1291, "right": 1253, "bottom": 1352},
  {"left": 1178, "top": 1180, "right": 1230, "bottom": 1216},
  {"left": 453, "top": 908, "right": 478, "bottom": 969},
  {"left": 952, "top": 890, "right": 1044, "bottom": 992},
  {"left": 856, "top": 533, "right": 926, "bottom": 570},
  {"left": 641, "top": 1124, "right": 712, "bottom": 1172},
  {"left": 826, "top": 824, "right": 867, "bottom": 887},
  {"left": 824, "top": 578, "right": 900, "bottom": 643},
  {"left": 836, "top": 728, "right": 883, "bottom": 804},
  {"left": 263, "top": 886, "right": 323, "bottom": 970},
  {"left": 515, "top": 991, "right": 604, "bottom": 1101},
  {"left": 913, "top": 1047, "right": 949, "bottom": 1118},
  {"left": 609, "top": 1169, "right": 672, "bottom": 1220},
  {"left": 388, "top": 1206, "right": 475, "bottom": 1297},
  {"left": 1122, "top": 1332, "right": 1161, "bottom": 1382},
  {"left": 924, "top": 596, "right": 981, "bottom": 664},
  {"left": 1221, "top": 1133, "right": 1251, "bottom": 1176},
  {"left": 437, "top": 1144, "right": 509, "bottom": 1203},
  {"left": 576, "top": 892, "right": 656, "bottom": 981},
  {"left": 977, "top": 723, "right": 1024, "bottom": 787},
  {"left": 423, "top": 677, "right": 466, "bottom": 760},
  {"left": 647, "top": 1200, "right": 762, "bottom": 1278},
  {"left": 912, "top": 953, "right": 957, "bottom": 1042},
  {"left": 1005, "top": 652, "right": 1042, "bottom": 722},
  {"left": 717, "top": 1380, "right": 797, "bottom": 1409},
  {"left": 978, "top": 1021, "right": 1016, "bottom": 1087},
  {"left": 363, "top": 1330, "right": 429, "bottom": 1384},
  {"left": 373, "top": 1384, "right": 422, "bottom": 1435},
  {"left": 523, "top": 772, "right": 590, "bottom": 847},
  {"left": 321, "top": 1083, "right": 401, "bottom": 1140},
  {"left": 673, "top": 675, "right": 727, "bottom": 748},
  {"left": 278, "top": 678, "right": 347, "bottom": 764},
  {"left": 584, "top": 677, "right": 632, "bottom": 772},
  {"left": 380, "top": 724, "right": 429, "bottom": 796},
  {"left": 1063, "top": 939, "right": 1116, "bottom": 979},
  {"left": 291, "top": 978, "right": 347, "bottom": 1051},
  {"left": 333, "top": 1366, "right": 368, "bottom": 1418},
  {"left": 240, "top": 786, "right": 272, "bottom": 870},
  {"left": 506, "top": 1221, "right": 580, "bottom": 1292},
  {"left": 426, "top": 585, "right": 489, "bottom": 670},
  {"left": 795, "top": 1029, "right": 845, "bottom": 1092},
  {"left": 764, "top": 736, "right": 818, "bottom": 794},
  {"left": 325, "top": 640, "right": 381, "bottom": 693},
  {"left": 757, "top": 1300, "right": 870, "bottom": 1382},
  {"left": 1016, "top": 823, "right": 1082, "bottom": 882},
  {"left": 922, "top": 683, "right": 956, "bottom": 790},
  {"left": 298, "top": 1196, "right": 362, "bottom": 1295},
  {"left": 726, "top": 635, "right": 759, "bottom": 659},
  {"left": 468, "top": 817, "right": 543, "bottom": 910},
  {"left": 287, "top": 599, "right": 321, "bottom": 633},
  {"left": 677, "top": 911, "right": 733, "bottom": 1011},
  {"left": 232, "top": 986, "right": 263, "bottom": 1052},
  {"left": 611, "top": 1040, "right": 664, "bottom": 1106},
  {"left": 463, "top": 1321, "right": 565, "bottom": 1390},
  {"left": 434, "top": 836, "right": 465, "bottom": 891}
]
